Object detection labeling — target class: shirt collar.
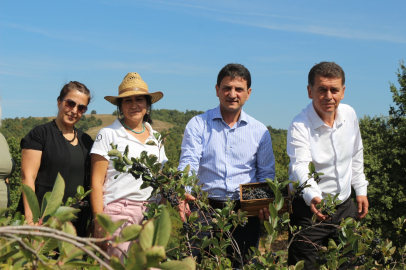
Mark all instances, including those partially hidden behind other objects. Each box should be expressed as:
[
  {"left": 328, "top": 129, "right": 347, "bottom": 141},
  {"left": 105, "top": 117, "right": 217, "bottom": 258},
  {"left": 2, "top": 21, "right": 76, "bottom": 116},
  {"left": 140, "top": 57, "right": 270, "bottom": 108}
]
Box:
[
  {"left": 113, "top": 119, "right": 155, "bottom": 139},
  {"left": 211, "top": 105, "right": 248, "bottom": 125},
  {"left": 308, "top": 102, "right": 344, "bottom": 130}
]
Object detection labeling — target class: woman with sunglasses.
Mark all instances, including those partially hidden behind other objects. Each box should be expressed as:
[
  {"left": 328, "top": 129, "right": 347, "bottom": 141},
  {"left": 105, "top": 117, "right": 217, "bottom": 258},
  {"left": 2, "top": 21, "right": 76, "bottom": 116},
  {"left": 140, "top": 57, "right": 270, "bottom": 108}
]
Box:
[
  {"left": 90, "top": 73, "right": 167, "bottom": 262},
  {"left": 19, "top": 81, "right": 93, "bottom": 236}
]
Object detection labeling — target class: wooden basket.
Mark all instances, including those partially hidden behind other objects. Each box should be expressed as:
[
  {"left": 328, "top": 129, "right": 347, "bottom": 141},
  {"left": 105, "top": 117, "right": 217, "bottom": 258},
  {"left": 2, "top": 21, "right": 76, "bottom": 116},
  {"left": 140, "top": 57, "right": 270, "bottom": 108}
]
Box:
[{"left": 239, "top": 182, "right": 291, "bottom": 217}]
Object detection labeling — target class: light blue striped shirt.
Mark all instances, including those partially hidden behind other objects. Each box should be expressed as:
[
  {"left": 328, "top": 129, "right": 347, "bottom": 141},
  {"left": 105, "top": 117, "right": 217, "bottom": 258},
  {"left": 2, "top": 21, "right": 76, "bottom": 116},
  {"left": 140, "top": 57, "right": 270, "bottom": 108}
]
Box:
[{"left": 178, "top": 105, "right": 276, "bottom": 200}]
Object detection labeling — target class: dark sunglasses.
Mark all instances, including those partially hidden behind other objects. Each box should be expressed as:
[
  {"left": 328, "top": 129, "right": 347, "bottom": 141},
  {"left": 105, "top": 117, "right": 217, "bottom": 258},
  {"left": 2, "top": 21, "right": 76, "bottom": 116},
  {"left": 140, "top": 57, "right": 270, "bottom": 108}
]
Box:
[{"left": 62, "top": 99, "right": 88, "bottom": 114}]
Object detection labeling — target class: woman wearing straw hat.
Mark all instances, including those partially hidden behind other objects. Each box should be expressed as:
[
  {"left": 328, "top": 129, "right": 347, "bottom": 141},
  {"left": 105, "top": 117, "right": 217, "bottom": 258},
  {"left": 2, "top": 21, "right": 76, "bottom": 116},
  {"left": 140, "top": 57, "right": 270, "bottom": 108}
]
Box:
[{"left": 90, "top": 72, "right": 167, "bottom": 261}]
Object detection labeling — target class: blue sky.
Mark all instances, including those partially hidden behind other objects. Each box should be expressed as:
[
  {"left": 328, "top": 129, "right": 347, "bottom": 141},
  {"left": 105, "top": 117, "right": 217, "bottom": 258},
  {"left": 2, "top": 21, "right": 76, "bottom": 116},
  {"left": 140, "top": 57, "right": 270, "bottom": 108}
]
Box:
[{"left": 1, "top": 0, "right": 405, "bottom": 129}]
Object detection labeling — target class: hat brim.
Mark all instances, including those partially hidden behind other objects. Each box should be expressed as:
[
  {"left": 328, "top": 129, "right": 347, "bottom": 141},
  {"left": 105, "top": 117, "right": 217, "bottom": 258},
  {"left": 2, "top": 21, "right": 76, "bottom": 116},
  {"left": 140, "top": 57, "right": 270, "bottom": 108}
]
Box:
[{"left": 104, "top": 91, "right": 163, "bottom": 105}]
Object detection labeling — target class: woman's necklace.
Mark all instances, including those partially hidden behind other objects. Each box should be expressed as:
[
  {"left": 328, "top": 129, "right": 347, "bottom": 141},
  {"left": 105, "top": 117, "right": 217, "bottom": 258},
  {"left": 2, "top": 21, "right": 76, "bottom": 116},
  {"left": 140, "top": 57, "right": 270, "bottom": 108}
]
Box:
[
  {"left": 53, "top": 120, "right": 77, "bottom": 142},
  {"left": 120, "top": 119, "right": 145, "bottom": 134},
  {"left": 64, "top": 130, "right": 77, "bottom": 143}
]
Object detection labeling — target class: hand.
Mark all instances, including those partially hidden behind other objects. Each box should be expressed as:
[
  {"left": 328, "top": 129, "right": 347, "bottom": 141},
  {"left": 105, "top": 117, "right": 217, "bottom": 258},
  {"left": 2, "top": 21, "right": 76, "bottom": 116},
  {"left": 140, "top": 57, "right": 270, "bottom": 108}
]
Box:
[
  {"left": 178, "top": 194, "right": 196, "bottom": 222},
  {"left": 310, "top": 197, "right": 330, "bottom": 222},
  {"left": 356, "top": 195, "right": 368, "bottom": 219},
  {"left": 259, "top": 208, "right": 270, "bottom": 221},
  {"left": 93, "top": 219, "right": 108, "bottom": 251}
]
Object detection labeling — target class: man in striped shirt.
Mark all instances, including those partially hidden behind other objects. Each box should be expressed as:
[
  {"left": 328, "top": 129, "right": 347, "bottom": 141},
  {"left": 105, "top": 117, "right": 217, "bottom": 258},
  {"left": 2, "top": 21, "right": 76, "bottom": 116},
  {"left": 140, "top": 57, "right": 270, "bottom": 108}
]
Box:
[{"left": 178, "top": 63, "right": 276, "bottom": 266}]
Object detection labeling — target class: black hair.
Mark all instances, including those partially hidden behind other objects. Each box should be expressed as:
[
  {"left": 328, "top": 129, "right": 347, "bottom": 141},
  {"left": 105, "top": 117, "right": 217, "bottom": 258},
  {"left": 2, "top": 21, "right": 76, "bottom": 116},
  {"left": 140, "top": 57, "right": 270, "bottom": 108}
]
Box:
[
  {"left": 308, "top": 62, "right": 345, "bottom": 87},
  {"left": 117, "top": 95, "right": 153, "bottom": 124},
  {"left": 217, "top": 63, "right": 251, "bottom": 88}
]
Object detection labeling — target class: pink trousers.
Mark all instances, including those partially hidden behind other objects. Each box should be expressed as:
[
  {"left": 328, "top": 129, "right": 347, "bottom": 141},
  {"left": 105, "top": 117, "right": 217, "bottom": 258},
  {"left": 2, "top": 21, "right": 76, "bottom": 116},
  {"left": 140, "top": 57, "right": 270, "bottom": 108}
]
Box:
[{"left": 103, "top": 199, "right": 148, "bottom": 262}]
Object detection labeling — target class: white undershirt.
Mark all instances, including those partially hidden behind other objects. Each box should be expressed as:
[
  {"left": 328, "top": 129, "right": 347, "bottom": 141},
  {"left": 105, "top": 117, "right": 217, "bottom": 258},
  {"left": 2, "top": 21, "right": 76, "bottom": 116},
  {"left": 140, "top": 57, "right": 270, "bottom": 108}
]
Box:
[{"left": 287, "top": 103, "right": 368, "bottom": 206}]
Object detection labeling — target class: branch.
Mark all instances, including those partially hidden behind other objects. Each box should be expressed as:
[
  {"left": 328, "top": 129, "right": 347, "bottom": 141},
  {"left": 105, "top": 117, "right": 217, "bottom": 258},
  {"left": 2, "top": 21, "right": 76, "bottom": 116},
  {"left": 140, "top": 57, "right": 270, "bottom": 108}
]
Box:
[
  {"left": 0, "top": 225, "right": 110, "bottom": 258},
  {"left": 0, "top": 228, "right": 114, "bottom": 270},
  {"left": 3, "top": 233, "right": 47, "bottom": 266}
]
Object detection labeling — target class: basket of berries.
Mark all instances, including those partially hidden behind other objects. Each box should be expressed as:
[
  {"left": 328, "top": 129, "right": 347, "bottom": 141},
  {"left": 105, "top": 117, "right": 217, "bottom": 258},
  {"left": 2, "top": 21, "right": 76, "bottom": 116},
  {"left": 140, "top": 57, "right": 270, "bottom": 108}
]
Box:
[{"left": 239, "top": 182, "right": 291, "bottom": 217}]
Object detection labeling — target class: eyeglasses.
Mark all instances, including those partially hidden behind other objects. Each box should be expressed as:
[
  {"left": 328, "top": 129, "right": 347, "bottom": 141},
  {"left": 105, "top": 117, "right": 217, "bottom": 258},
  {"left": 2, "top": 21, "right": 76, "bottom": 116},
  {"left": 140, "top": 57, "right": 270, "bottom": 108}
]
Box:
[{"left": 62, "top": 99, "right": 88, "bottom": 114}]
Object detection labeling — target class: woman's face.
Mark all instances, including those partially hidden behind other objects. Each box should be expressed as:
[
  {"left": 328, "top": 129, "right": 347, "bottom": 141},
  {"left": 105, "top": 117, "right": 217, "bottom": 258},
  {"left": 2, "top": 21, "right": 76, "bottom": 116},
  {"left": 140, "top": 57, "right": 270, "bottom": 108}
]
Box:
[
  {"left": 57, "top": 90, "right": 89, "bottom": 128},
  {"left": 121, "top": 95, "right": 148, "bottom": 123}
]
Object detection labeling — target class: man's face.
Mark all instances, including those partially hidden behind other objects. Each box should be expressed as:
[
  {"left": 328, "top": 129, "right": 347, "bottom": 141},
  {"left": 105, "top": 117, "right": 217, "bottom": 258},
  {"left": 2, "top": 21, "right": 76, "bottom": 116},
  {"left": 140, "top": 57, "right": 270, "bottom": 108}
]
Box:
[
  {"left": 216, "top": 76, "right": 251, "bottom": 115},
  {"left": 307, "top": 75, "right": 345, "bottom": 119}
]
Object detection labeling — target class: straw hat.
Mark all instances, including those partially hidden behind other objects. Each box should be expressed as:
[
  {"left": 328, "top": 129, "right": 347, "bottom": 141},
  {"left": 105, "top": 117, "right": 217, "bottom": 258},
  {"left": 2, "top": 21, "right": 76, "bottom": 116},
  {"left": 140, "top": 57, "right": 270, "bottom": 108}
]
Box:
[{"left": 104, "top": 72, "right": 163, "bottom": 105}]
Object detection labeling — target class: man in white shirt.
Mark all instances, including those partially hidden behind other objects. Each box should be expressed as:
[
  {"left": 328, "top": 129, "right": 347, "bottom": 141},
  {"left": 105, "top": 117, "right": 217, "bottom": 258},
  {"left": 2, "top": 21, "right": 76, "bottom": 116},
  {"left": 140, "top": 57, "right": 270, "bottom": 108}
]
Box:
[{"left": 286, "top": 62, "right": 369, "bottom": 269}]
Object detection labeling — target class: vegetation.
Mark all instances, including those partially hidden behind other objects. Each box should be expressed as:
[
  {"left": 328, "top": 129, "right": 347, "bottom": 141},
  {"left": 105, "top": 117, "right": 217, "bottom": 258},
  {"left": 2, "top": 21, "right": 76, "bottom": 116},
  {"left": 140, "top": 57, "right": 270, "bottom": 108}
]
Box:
[
  {"left": 1, "top": 61, "right": 406, "bottom": 269},
  {"left": 0, "top": 115, "right": 102, "bottom": 142},
  {"left": 359, "top": 61, "right": 406, "bottom": 240},
  {"left": 91, "top": 110, "right": 97, "bottom": 114},
  {"left": 0, "top": 174, "right": 194, "bottom": 269}
]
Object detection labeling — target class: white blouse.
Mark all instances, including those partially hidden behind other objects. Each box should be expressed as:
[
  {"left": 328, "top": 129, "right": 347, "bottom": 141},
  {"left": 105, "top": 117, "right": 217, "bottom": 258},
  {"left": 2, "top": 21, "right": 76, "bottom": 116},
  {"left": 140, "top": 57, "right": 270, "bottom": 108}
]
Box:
[{"left": 91, "top": 119, "right": 168, "bottom": 206}]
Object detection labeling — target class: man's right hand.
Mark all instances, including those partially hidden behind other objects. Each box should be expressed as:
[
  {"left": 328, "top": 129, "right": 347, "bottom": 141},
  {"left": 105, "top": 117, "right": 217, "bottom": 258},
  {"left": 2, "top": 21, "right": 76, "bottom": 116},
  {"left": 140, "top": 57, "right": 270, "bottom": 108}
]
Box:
[
  {"left": 310, "top": 197, "right": 329, "bottom": 222},
  {"left": 178, "top": 194, "right": 196, "bottom": 222}
]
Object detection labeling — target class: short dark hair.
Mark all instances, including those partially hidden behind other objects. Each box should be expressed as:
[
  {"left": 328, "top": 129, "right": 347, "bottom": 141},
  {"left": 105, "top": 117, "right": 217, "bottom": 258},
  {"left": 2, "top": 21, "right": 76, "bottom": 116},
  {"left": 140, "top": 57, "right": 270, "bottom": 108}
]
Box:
[
  {"left": 308, "top": 62, "right": 345, "bottom": 87},
  {"left": 217, "top": 63, "right": 251, "bottom": 88},
  {"left": 57, "top": 81, "right": 92, "bottom": 104},
  {"left": 117, "top": 95, "right": 153, "bottom": 124}
]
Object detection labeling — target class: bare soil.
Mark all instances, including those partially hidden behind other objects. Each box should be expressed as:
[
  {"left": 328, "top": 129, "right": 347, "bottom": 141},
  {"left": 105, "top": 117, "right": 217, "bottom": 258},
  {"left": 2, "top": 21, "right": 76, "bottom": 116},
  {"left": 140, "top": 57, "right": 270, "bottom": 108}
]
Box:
[{"left": 259, "top": 231, "right": 289, "bottom": 255}]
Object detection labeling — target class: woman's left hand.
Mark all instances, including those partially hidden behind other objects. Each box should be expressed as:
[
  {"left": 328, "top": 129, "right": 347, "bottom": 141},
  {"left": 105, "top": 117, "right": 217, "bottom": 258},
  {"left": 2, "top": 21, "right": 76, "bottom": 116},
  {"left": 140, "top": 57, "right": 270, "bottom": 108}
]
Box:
[{"left": 93, "top": 219, "right": 108, "bottom": 252}]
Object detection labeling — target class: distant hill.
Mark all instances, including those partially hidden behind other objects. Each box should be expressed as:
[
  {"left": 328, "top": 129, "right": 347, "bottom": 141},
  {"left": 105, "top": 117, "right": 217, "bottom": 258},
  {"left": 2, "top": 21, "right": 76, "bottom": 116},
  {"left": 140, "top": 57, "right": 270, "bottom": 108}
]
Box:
[
  {"left": 84, "top": 114, "right": 175, "bottom": 138},
  {"left": 34, "top": 114, "right": 175, "bottom": 138}
]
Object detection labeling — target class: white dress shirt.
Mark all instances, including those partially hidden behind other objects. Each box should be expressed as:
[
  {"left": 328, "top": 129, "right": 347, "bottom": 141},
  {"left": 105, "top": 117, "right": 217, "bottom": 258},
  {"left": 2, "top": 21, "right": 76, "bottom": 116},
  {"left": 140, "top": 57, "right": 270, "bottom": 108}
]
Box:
[{"left": 287, "top": 102, "right": 368, "bottom": 206}]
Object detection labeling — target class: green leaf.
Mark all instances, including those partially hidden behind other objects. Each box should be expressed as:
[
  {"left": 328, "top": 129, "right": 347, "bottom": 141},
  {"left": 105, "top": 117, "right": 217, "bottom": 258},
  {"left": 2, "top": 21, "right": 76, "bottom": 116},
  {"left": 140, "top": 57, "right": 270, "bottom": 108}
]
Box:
[
  {"left": 139, "top": 219, "right": 155, "bottom": 250},
  {"left": 184, "top": 164, "right": 190, "bottom": 175},
  {"left": 127, "top": 242, "right": 146, "bottom": 270},
  {"left": 188, "top": 211, "right": 199, "bottom": 223},
  {"left": 96, "top": 213, "right": 126, "bottom": 236},
  {"left": 110, "top": 256, "right": 126, "bottom": 270},
  {"left": 21, "top": 184, "right": 40, "bottom": 223},
  {"left": 159, "top": 260, "right": 195, "bottom": 270},
  {"left": 211, "top": 247, "right": 222, "bottom": 256},
  {"left": 294, "top": 260, "right": 305, "bottom": 270},
  {"left": 337, "top": 257, "right": 348, "bottom": 267},
  {"left": 328, "top": 238, "right": 337, "bottom": 249},
  {"left": 146, "top": 140, "right": 157, "bottom": 146},
  {"left": 41, "top": 173, "right": 66, "bottom": 221},
  {"left": 51, "top": 206, "right": 80, "bottom": 224},
  {"left": 268, "top": 203, "right": 278, "bottom": 220},
  {"left": 77, "top": 185, "right": 84, "bottom": 196},
  {"left": 264, "top": 221, "right": 273, "bottom": 235},
  {"left": 40, "top": 192, "right": 51, "bottom": 217},
  {"left": 152, "top": 207, "right": 171, "bottom": 248},
  {"left": 267, "top": 179, "right": 283, "bottom": 211},
  {"left": 308, "top": 162, "right": 315, "bottom": 174},
  {"left": 180, "top": 257, "right": 196, "bottom": 270},
  {"left": 145, "top": 246, "right": 167, "bottom": 268},
  {"left": 118, "top": 224, "right": 142, "bottom": 242},
  {"left": 153, "top": 132, "right": 161, "bottom": 140}
]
